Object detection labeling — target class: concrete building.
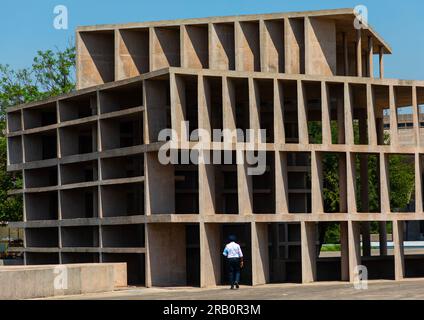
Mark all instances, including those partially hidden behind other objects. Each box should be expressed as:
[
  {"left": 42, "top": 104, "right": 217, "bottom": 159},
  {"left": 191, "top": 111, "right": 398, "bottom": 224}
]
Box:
[{"left": 6, "top": 8, "right": 424, "bottom": 286}]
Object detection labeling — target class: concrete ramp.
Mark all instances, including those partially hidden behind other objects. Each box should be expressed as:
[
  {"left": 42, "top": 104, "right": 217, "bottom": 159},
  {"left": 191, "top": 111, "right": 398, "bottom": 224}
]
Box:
[{"left": 0, "top": 263, "right": 127, "bottom": 300}]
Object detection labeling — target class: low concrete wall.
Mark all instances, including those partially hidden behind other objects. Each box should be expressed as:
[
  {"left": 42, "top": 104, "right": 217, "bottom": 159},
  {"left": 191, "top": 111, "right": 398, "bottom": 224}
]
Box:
[{"left": 0, "top": 263, "right": 127, "bottom": 299}]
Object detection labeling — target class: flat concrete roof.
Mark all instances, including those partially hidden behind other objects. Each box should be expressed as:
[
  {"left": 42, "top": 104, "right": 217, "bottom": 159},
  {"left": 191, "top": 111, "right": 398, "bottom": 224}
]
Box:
[{"left": 75, "top": 8, "right": 392, "bottom": 54}]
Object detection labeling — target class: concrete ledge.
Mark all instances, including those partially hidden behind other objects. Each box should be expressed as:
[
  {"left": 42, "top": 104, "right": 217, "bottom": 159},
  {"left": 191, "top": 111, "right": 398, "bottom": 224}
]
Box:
[{"left": 0, "top": 263, "right": 127, "bottom": 300}]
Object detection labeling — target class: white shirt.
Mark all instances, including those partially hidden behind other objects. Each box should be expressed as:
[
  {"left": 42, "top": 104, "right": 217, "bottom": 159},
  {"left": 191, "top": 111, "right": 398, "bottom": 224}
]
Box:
[{"left": 223, "top": 242, "right": 243, "bottom": 258}]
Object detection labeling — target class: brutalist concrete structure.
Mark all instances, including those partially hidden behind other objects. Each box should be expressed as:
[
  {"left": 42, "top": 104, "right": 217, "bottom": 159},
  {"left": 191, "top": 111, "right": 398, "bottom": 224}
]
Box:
[{"left": 7, "top": 8, "right": 424, "bottom": 287}]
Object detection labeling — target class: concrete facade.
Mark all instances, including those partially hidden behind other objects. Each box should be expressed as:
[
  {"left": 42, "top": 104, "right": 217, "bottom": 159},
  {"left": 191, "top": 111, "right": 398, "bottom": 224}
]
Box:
[{"left": 6, "top": 8, "right": 424, "bottom": 287}]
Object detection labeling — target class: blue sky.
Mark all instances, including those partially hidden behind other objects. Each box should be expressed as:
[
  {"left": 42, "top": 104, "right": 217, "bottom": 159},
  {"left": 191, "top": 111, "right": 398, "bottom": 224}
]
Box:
[{"left": 1, "top": 0, "right": 423, "bottom": 80}]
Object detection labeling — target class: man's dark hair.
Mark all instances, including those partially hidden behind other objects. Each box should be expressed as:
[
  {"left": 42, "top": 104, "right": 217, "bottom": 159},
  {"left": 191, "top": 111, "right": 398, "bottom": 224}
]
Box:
[{"left": 228, "top": 235, "right": 237, "bottom": 242}]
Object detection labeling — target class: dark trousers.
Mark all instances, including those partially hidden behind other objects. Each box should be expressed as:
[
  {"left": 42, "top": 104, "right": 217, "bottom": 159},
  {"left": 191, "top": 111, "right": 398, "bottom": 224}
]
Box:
[{"left": 228, "top": 258, "right": 241, "bottom": 285}]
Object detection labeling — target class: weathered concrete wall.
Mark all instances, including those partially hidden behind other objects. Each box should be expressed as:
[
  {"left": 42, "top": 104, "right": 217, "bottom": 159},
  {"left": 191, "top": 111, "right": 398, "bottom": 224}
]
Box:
[{"left": 0, "top": 263, "right": 127, "bottom": 300}]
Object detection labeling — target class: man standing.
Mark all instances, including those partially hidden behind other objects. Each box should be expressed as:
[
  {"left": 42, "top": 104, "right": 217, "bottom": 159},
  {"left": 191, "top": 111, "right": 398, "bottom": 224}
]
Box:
[{"left": 223, "top": 235, "right": 244, "bottom": 290}]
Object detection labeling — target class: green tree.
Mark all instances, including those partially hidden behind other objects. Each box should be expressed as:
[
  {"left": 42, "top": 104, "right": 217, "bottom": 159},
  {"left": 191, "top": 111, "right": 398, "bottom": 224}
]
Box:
[{"left": 0, "top": 45, "right": 76, "bottom": 222}]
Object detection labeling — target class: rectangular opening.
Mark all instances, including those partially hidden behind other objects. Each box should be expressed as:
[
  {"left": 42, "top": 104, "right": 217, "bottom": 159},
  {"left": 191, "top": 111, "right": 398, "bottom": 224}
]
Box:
[
  {"left": 60, "top": 160, "right": 98, "bottom": 185},
  {"left": 322, "top": 153, "right": 347, "bottom": 213},
  {"left": 145, "top": 79, "right": 171, "bottom": 143},
  {"left": 61, "top": 226, "right": 99, "bottom": 247},
  {"left": 25, "top": 227, "right": 58, "bottom": 248},
  {"left": 60, "top": 187, "right": 98, "bottom": 219},
  {"left": 263, "top": 19, "right": 285, "bottom": 73},
  {"left": 175, "top": 75, "right": 198, "bottom": 140},
  {"left": 183, "top": 24, "right": 208, "bottom": 69},
  {"left": 317, "top": 222, "right": 341, "bottom": 281},
  {"left": 221, "top": 224, "right": 252, "bottom": 285},
  {"left": 118, "top": 28, "right": 150, "bottom": 79},
  {"left": 304, "top": 81, "right": 322, "bottom": 144},
  {"left": 61, "top": 253, "right": 99, "bottom": 264},
  {"left": 78, "top": 31, "right": 115, "bottom": 87},
  {"left": 404, "top": 220, "right": 424, "bottom": 278},
  {"left": 23, "top": 102, "right": 57, "bottom": 130},
  {"left": 7, "top": 111, "right": 22, "bottom": 132},
  {"left": 99, "top": 81, "right": 143, "bottom": 114},
  {"left": 286, "top": 18, "right": 305, "bottom": 74},
  {"left": 388, "top": 154, "right": 415, "bottom": 213},
  {"left": 175, "top": 155, "right": 199, "bottom": 214},
  {"left": 355, "top": 153, "right": 380, "bottom": 213},
  {"left": 252, "top": 151, "right": 275, "bottom": 214},
  {"left": 212, "top": 151, "right": 238, "bottom": 214},
  {"left": 204, "top": 76, "right": 223, "bottom": 142},
  {"left": 395, "top": 86, "right": 414, "bottom": 146},
  {"left": 101, "top": 154, "right": 144, "bottom": 180},
  {"left": 237, "top": 21, "right": 260, "bottom": 72},
  {"left": 24, "top": 130, "right": 57, "bottom": 162},
  {"left": 361, "top": 221, "right": 394, "bottom": 280},
  {"left": 100, "top": 113, "right": 143, "bottom": 150},
  {"left": 25, "top": 166, "right": 58, "bottom": 188},
  {"left": 102, "top": 253, "right": 145, "bottom": 285},
  {"left": 101, "top": 182, "right": 144, "bottom": 217},
  {"left": 102, "top": 224, "right": 145, "bottom": 248},
  {"left": 281, "top": 80, "right": 298, "bottom": 143},
  {"left": 229, "top": 77, "right": 249, "bottom": 142},
  {"left": 152, "top": 26, "right": 181, "bottom": 69},
  {"left": 287, "top": 152, "right": 311, "bottom": 214},
  {"left": 186, "top": 224, "right": 200, "bottom": 287},
  {"left": 328, "top": 83, "right": 345, "bottom": 144},
  {"left": 60, "top": 122, "right": 97, "bottom": 156},
  {"left": 373, "top": 85, "right": 390, "bottom": 145},
  {"left": 59, "top": 92, "right": 97, "bottom": 122},
  {"left": 25, "top": 191, "right": 58, "bottom": 221},
  {"left": 351, "top": 84, "right": 368, "bottom": 145},
  {"left": 26, "top": 253, "right": 59, "bottom": 265},
  {"left": 211, "top": 23, "right": 235, "bottom": 70},
  {"left": 8, "top": 136, "right": 23, "bottom": 165},
  {"left": 268, "top": 223, "right": 302, "bottom": 283},
  {"left": 256, "top": 79, "right": 274, "bottom": 143}
]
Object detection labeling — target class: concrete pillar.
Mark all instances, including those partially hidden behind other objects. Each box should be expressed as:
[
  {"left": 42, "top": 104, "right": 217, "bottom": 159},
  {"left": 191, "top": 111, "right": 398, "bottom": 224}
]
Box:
[
  {"left": 380, "top": 153, "right": 391, "bottom": 214},
  {"left": 415, "top": 153, "right": 423, "bottom": 213},
  {"left": 301, "top": 221, "right": 317, "bottom": 283},
  {"left": 274, "top": 79, "right": 285, "bottom": 144},
  {"left": 367, "top": 84, "right": 378, "bottom": 146},
  {"left": 249, "top": 78, "right": 262, "bottom": 143},
  {"left": 275, "top": 152, "right": 289, "bottom": 214},
  {"left": 344, "top": 83, "right": 355, "bottom": 145},
  {"left": 389, "top": 85, "right": 399, "bottom": 147},
  {"left": 348, "top": 221, "right": 361, "bottom": 283},
  {"left": 321, "top": 82, "right": 332, "bottom": 145},
  {"left": 251, "top": 222, "right": 270, "bottom": 285},
  {"left": 359, "top": 152, "right": 371, "bottom": 256},
  {"left": 379, "top": 46, "right": 385, "bottom": 79},
  {"left": 356, "top": 29, "right": 362, "bottom": 77},
  {"left": 340, "top": 221, "right": 349, "bottom": 281},
  {"left": 237, "top": 151, "right": 253, "bottom": 215},
  {"left": 346, "top": 152, "right": 357, "bottom": 214},
  {"left": 311, "top": 151, "right": 324, "bottom": 214},
  {"left": 368, "top": 36, "right": 374, "bottom": 78},
  {"left": 412, "top": 86, "right": 420, "bottom": 147},
  {"left": 200, "top": 223, "right": 221, "bottom": 287},
  {"left": 343, "top": 32, "right": 349, "bottom": 76},
  {"left": 393, "top": 220, "right": 405, "bottom": 280},
  {"left": 199, "top": 159, "right": 215, "bottom": 215},
  {"left": 198, "top": 75, "right": 211, "bottom": 137},
  {"left": 297, "top": 80, "right": 309, "bottom": 145}
]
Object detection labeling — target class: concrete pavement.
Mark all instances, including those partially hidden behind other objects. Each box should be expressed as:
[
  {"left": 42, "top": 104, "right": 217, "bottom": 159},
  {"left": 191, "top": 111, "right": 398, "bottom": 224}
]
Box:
[{"left": 40, "top": 279, "right": 424, "bottom": 300}]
